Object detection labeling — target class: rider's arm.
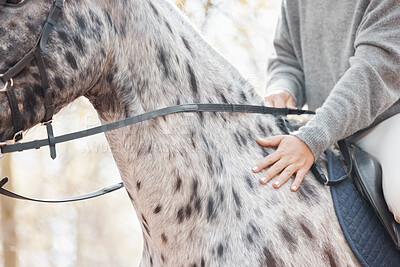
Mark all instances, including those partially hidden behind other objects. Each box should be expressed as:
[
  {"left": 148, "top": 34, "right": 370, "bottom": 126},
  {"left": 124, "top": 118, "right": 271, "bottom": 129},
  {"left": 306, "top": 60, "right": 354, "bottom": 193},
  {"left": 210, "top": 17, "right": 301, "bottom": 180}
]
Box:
[
  {"left": 265, "top": 2, "right": 305, "bottom": 108},
  {"left": 295, "top": 0, "right": 400, "bottom": 159}
]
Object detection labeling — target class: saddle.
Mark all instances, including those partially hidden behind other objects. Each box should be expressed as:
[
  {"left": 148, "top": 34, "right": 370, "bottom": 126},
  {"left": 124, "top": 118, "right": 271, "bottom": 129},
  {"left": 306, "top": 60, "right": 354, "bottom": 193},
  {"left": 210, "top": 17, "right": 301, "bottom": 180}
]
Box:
[{"left": 338, "top": 141, "right": 400, "bottom": 250}]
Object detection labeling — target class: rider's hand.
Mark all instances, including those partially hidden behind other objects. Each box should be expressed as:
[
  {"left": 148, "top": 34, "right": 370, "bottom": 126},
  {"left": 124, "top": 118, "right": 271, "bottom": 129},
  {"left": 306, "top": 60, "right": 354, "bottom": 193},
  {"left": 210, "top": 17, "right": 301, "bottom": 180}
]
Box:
[
  {"left": 252, "top": 135, "right": 314, "bottom": 191},
  {"left": 264, "top": 89, "right": 296, "bottom": 108},
  {"left": 259, "top": 89, "right": 313, "bottom": 191}
]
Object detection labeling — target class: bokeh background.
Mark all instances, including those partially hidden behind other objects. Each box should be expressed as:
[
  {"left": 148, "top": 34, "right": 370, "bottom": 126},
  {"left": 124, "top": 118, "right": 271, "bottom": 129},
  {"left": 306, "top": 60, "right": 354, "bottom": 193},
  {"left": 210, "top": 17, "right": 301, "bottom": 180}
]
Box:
[{"left": 0, "top": 0, "right": 281, "bottom": 266}]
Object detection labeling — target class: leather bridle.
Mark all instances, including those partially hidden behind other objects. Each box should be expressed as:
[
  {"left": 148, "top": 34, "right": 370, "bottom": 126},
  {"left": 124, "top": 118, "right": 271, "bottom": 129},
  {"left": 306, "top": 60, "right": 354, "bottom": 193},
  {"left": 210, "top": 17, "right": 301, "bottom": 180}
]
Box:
[
  {"left": 0, "top": 0, "right": 64, "bottom": 159},
  {"left": 0, "top": 102, "right": 317, "bottom": 203}
]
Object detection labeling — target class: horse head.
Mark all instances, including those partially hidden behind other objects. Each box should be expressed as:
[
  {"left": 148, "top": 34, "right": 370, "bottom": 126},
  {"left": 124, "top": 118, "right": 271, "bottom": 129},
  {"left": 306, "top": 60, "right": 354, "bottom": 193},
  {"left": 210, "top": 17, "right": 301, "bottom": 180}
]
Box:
[{"left": 0, "top": 0, "right": 114, "bottom": 142}]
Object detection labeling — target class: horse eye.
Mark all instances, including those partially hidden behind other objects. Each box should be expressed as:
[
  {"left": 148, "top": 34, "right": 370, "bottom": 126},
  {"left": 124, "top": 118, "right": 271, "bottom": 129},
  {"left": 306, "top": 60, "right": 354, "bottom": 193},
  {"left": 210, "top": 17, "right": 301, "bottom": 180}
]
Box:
[{"left": 6, "top": 0, "right": 23, "bottom": 3}]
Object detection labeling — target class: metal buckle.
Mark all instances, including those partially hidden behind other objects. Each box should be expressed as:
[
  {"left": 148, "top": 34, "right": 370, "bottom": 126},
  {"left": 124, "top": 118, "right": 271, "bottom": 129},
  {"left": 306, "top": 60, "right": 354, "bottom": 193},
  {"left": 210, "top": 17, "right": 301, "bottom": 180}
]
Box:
[
  {"left": 0, "top": 142, "right": 7, "bottom": 159},
  {"left": 41, "top": 119, "right": 53, "bottom": 126},
  {"left": 13, "top": 130, "right": 23, "bottom": 143},
  {"left": 54, "top": 0, "right": 64, "bottom": 8},
  {"left": 0, "top": 75, "right": 13, "bottom": 93}
]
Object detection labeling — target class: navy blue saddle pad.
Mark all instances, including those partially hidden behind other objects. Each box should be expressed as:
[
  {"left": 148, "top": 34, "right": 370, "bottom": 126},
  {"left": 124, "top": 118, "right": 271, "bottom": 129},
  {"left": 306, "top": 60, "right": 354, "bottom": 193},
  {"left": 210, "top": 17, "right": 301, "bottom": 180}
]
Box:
[{"left": 327, "top": 150, "right": 400, "bottom": 267}]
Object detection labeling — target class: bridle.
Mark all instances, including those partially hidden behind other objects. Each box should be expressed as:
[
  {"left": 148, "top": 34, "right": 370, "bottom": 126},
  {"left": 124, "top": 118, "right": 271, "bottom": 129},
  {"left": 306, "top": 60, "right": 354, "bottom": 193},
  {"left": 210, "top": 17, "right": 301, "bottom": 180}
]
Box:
[
  {"left": 0, "top": 0, "right": 113, "bottom": 203},
  {"left": 0, "top": 0, "right": 343, "bottom": 204},
  {"left": 0, "top": 0, "right": 64, "bottom": 159}
]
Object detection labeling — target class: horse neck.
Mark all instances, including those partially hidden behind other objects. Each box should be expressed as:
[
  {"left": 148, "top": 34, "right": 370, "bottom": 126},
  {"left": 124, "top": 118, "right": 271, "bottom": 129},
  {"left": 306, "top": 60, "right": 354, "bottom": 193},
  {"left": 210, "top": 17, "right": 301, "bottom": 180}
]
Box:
[
  {"left": 89, "top": 0, "right": 261, "bottom": 115},
  {"left": 89, "top": 0, "right": 265, "bottom": 172},
  {"left": 87, "top": 0, "right": 270, "bottom": 255}
]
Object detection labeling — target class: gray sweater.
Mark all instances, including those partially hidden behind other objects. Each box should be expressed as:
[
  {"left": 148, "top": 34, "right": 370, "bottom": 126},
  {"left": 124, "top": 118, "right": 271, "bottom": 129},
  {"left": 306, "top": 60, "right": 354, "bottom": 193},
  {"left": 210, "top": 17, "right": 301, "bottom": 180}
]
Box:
[{"left": 266, "top": 0, "right": 400, "bottom": 158}]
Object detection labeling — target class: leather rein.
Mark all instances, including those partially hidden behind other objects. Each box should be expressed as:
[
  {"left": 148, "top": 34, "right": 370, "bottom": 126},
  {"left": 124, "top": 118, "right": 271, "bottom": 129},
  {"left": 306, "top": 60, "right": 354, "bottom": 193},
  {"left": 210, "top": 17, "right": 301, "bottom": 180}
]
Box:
[
  {"left": 0, "top": 0, "right": 348, "bottom": 204},
  {"left": 0, "top": 103, "right": 316, "bottom": 203}
]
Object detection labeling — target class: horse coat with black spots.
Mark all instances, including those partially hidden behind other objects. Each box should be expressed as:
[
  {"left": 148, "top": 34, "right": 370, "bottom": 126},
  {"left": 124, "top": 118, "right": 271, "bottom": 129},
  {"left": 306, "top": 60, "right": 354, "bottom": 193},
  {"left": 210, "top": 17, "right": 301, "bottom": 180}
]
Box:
[{"left": 0, "top": 0, "right": 360, "bottom": 266}]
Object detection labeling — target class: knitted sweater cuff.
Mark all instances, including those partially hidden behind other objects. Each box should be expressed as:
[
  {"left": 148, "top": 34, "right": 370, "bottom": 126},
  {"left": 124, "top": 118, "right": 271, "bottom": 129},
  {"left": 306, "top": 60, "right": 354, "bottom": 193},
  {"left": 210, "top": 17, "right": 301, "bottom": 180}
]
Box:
[{"left": 293, "top": 126, "right": 327, "bottom": 160}]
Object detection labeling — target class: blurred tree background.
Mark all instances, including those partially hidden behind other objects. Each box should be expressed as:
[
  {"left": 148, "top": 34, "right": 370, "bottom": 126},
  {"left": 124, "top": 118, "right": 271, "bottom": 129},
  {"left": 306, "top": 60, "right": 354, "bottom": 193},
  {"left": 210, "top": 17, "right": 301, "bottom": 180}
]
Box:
[{"left": 0, "top": 0, "right": 280, "bottom": 266}]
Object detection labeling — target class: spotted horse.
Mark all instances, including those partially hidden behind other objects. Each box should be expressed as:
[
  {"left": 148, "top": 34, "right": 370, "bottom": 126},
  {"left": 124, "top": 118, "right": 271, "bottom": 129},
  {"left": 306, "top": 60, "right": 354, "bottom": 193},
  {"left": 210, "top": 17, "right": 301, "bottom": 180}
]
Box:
[{"left": 0, "top": 0, "right": 361, "bottom": 266}]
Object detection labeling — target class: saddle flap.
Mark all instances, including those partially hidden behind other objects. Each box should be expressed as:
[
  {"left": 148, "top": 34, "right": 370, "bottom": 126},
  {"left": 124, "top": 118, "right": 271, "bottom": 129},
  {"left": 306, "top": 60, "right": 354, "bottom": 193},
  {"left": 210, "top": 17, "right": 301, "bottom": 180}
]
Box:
[{"left": 351, "top": 145, "right": 400, "bottom": 249}]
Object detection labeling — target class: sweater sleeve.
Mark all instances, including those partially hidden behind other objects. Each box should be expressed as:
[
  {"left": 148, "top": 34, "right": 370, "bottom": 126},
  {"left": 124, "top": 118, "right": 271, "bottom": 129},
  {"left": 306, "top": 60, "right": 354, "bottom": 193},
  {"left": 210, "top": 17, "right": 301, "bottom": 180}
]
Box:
[
  {"left": 295, "top": 0, "right": 400, "bottom": 158},
  {"left": 266, "top": 1, "right": 305, "bottom": 107}
]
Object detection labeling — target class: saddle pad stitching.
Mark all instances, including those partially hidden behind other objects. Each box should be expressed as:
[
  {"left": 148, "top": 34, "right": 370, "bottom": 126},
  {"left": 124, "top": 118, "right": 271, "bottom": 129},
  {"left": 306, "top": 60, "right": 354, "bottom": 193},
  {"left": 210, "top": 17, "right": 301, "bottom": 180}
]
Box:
[{"left": 328, "top": 150, "right": 400, "bottom": 267}]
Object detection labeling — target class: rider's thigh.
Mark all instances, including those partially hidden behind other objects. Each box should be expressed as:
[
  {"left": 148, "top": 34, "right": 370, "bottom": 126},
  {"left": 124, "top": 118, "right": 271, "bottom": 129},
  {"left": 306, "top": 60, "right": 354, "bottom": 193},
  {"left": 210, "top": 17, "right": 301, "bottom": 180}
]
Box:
[{"left": 354, "top": 113, "right": 400, "bottom": 223}]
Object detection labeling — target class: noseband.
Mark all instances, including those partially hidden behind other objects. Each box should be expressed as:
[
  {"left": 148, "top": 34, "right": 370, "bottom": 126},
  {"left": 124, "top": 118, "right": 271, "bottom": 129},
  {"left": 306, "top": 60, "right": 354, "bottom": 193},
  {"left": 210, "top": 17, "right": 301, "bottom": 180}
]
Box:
[{"left": 0, "top": 0, "right": 64, "bottom": 159}]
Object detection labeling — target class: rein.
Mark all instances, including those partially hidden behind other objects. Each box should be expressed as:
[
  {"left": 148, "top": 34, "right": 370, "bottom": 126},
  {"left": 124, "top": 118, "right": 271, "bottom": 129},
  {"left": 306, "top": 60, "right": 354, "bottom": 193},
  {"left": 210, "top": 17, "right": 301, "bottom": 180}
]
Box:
[
  {"left": 0, "top": 177, "right": 124, "bottom": 203},
  {"left": 0, "top": 103, "right": 317, "bottom": 203},
  {"left": 0, "top": 104, "right": 314, "bottom": 154}
]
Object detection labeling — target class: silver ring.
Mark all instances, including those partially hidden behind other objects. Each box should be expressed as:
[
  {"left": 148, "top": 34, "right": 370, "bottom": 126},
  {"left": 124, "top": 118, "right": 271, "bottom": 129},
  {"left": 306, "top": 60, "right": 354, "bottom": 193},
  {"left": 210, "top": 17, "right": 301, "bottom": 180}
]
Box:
[{"left": 0, "top": 74, "right": 13, "bottom": 93}]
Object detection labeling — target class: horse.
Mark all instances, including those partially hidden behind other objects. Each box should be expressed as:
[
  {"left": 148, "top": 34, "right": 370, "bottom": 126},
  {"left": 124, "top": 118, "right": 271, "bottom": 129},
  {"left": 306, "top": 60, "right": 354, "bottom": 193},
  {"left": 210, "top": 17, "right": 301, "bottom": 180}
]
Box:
[{"left": 0, "top": 0, "right": 360, "bottom": 266}]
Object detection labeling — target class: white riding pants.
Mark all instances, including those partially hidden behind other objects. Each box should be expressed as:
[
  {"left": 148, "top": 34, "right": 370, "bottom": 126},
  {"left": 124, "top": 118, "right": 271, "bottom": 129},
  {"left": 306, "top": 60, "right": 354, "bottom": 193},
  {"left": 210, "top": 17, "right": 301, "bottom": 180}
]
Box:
[{"left": 353, "top": 113, "right": 400, "bottom": 223}]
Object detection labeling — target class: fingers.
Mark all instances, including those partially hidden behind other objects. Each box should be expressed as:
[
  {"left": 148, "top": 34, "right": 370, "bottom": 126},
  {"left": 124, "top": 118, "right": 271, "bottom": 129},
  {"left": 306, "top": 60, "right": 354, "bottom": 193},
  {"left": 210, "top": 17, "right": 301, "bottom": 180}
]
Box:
[
  {"left": 286, "top": 97, "right": 296, "bottom": 109},
  {"left": 252, "top": 152, "right": 280, "bottom": 174},
  {"left": 290, "top": 168, "right": 308, "bottom": 191},
  {"left": 259, "top": 164, "right": 308, "bottom": 192},
  {"left": 257, "top": 159, "right": 288, "bottom": 184},
  {"left": 274, "top": 97, "right": 287, "bottom": 108},
  {"left": 264, "top": 90, "right": 296, "bottom": 108},
  {"left": 264, "top": 95, "right": 286, "bottom": 108},
  {"left": 253, "top": 135, "right": 314, "bottom": 191},
  {"left": 271, "top": 166, "right": 298, "bottom": 188},
  {"left": 256, "top": 136, "right": 284, "bottom": 147}
]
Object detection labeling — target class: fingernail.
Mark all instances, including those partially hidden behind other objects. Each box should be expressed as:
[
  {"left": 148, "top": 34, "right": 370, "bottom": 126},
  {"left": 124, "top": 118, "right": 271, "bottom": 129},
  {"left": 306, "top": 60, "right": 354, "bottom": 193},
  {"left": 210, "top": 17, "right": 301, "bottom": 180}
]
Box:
[
  {"left": 260, "top": 177, "right": 267, "bottom": 184},
  {"left": 252, "top": 166, "right": 259, "bottom": 172},
  {"left": 291, "top": 185, "right": 297, "bottom": 191},
  {"left": 274, "top": 181, "right": 280, "bottom": 187}
]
